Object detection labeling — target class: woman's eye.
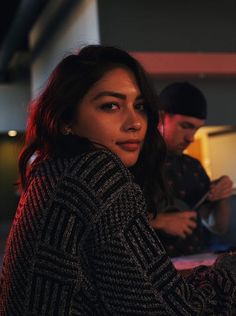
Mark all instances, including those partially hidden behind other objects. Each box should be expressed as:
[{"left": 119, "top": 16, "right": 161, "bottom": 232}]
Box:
[
  {"left": 100, "top": 103, "right": 119, "bottom": 111},
  {"left": 135, "top": 103, "right": 146, "bottom": 112}
]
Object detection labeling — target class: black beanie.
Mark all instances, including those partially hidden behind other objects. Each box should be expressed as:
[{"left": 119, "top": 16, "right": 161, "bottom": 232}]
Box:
[{"left": 159, "top": 82, "right": 207, "bottom": 119}]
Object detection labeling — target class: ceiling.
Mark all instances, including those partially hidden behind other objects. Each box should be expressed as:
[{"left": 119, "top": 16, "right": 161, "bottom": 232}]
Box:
[
  {"left": 0, "top": 0, "right": 48, "bottom": 82},
  {"left": 0, "top": 0, "right": 28, "bottom": 82},
  {"left": 0, "top": 0, "right": 27, "bottom": 50}
]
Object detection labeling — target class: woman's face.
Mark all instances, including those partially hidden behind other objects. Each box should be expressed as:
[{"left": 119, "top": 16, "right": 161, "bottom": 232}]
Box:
[{"left": 72, "top": 67, "right": 148, "bottom": 167}]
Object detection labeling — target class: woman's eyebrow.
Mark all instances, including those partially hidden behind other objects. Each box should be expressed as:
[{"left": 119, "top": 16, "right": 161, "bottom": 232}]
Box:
[
  {"left": 92, "top": 91, "right": 144, "bottom": 101},
  {"left": 92, "top": 91, "right": 126, "bottom": 100}
]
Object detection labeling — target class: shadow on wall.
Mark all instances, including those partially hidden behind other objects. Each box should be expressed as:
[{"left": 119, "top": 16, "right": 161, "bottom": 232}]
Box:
[
  {"left": 209, "top": 195, "right": 236, "bottom": 251},
  {"left": 225, "top": 196, "right": 236, "bottom": 243},
  {"left": 0, "top": 133, "right": 24, "bottom": 222}
]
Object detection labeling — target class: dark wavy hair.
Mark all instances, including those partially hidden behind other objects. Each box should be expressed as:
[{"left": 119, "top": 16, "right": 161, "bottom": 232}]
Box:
[{"left": 19, "top": 45, "right": 168, "bottom": 215}]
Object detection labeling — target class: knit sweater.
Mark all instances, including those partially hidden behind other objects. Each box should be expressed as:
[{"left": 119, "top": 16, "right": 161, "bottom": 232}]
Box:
[{"left": 0, "top": 150, "right": 236, "bottom": 315}]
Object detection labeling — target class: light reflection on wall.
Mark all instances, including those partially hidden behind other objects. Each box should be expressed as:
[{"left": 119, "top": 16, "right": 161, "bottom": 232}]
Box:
[{"left": 185, "top": 125, "right": 236, "bottom": 190}]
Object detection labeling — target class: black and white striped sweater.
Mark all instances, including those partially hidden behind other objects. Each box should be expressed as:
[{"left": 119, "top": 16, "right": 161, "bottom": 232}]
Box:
[{"left": 0, "top": 150, "right": 236, "bottom": 315}]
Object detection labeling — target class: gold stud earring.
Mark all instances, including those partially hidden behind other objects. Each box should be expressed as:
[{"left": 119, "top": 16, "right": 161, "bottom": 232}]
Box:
[{"left": 63, "top": 127, "right": 73, "bottom": 135}]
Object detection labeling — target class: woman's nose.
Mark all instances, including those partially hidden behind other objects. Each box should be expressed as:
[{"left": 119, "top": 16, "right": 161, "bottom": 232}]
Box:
[
  {"left": 128, "top": 121, "right": 142, "bottom": 131},
  {"left": 123, "top": 110, "right": 142, "bottom": 132}
]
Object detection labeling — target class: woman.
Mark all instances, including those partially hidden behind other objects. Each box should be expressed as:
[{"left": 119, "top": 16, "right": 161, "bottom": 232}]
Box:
[{"left": 0, "top": 45, "right": 236, "bottom": 315}]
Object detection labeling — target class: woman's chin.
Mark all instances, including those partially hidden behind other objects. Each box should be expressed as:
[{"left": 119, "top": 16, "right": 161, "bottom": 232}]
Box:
[{"left": 119, "top": 155, "right": 139, "bottom": 168}]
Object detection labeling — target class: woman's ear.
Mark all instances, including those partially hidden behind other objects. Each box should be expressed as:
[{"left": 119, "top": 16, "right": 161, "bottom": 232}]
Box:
[{"left": 61, "top": 125, "right": 73, "bottom": 135}]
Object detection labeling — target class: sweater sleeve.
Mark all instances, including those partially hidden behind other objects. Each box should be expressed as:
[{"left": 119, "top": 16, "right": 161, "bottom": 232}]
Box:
[{"left": 90, "top": 180, "right": 236, "bottom": 315}]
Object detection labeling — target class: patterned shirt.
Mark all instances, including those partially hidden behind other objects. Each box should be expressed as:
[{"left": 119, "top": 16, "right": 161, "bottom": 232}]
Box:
[
  {"left": 158, "top": 153, "right": 211, "bottom": 257},
  {"left": 0, "top": 150, "right": 236, "bottom": 315}
]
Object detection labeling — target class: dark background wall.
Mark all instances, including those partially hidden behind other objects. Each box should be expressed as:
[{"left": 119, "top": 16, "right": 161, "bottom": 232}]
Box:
[{"left": 98, "top": 0, "right": 236, "bottom": 52}]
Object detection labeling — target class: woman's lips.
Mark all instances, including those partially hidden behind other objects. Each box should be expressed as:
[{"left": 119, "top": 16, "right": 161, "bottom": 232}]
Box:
[{"left": 117, "top": 141, "right": 141, "bottom": 151}]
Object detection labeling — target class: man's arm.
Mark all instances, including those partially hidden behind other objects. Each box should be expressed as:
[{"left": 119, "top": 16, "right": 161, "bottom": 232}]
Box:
[
  {"left": 199, "top": 175, "right": 233, "bottom": 234},
  {"left": 149, "top": 211, "right": 197, "bottom": 238}
]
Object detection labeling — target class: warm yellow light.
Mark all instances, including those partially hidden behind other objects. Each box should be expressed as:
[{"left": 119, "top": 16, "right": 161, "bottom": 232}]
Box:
[{"left": 8, "top": 130, "right": 17, "bottom": 137}]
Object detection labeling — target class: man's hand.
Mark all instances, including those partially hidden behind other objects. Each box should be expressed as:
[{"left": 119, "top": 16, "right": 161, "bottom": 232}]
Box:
[
  {"left": 208, "top": 175, "right": 233, "bottom": 202},
  {"left": 149, "top": 211, "right": 197, "bottom": 239}
]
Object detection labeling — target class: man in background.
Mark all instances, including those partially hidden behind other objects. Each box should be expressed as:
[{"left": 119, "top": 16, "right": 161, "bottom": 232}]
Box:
[{"left": 150, "top": 82, "right": 233, "bottom": 256}]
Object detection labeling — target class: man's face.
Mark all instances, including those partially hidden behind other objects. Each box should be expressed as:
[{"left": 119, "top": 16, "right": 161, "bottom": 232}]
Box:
[{"left": 160, "top": 113, "right": 205, "bottom": 155}]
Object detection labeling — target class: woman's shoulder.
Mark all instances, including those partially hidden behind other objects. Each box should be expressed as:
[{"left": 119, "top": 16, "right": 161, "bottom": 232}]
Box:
[
  {"left": 31, "top": 149, "right": 134, "bottom": 206},
  {"left": 35, "top": 149, "right": 132, "bottom": 187},
  {"left": 66, "top": 149, "right": 135, "bottom": 204},
  {"left": 69, "top": 149, "right": 132, "bottom": 182}
]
